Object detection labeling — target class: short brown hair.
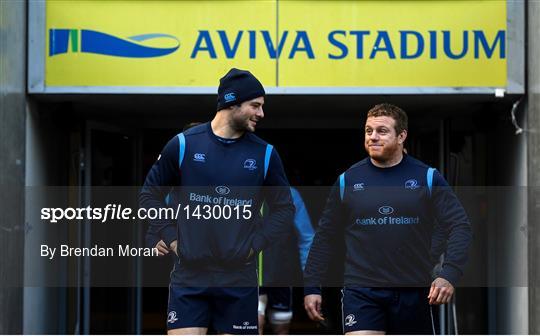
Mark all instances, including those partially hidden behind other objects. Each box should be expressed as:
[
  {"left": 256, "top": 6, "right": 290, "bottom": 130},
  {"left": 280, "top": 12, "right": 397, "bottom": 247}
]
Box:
[{"left": 367, "top": 103, "right": 408, "bottom": 134}]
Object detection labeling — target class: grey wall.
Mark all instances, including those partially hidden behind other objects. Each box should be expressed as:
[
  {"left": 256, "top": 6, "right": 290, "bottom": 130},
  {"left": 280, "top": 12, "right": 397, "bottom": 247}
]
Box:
[
  {"left": 23, "top": 101, "right": 69, "bottom": 334},
  {"left": 485, "top": 100, "right": 528, "bottom": 334},
  {"left": 0, "top": 0, "right": 26, "bottom": 333},
  {"left": 488, "top": 131, "right": 528, "bottom": 334},
  {"left": 528, "top": 0, "right": 540, "bottom": 334}
]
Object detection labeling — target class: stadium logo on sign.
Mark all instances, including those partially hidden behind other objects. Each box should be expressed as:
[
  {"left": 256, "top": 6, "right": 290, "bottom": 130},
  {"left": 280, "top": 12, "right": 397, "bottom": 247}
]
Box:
[
  {"left": 49, "top": 29, "right": 180, "bottom": 58},
  {"left": 48, "top": 28, "right": 506, "bottom": 61}
]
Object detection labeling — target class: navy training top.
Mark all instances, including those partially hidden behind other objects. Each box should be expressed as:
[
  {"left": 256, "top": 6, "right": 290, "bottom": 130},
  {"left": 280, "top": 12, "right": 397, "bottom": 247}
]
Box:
[
  {"left": 304, "top": 154, "right": 472, "bottom": 294},
  {"left": 139, "top": 122, "right": 295, "bottom": 270}
]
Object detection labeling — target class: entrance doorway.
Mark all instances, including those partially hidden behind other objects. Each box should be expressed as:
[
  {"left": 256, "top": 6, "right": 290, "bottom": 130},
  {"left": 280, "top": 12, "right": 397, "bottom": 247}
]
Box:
[
  {"left": 80, "top": 122, "right": 141, "bottom": 334},
  {"left": 70, "top": 94, "right": 500, "bottom": 334}
]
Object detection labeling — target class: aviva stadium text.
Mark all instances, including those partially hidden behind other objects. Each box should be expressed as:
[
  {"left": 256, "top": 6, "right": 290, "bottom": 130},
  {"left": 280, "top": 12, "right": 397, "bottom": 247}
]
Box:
[{"left": 190, "top": 30, "right": 506, "bottom": 59}]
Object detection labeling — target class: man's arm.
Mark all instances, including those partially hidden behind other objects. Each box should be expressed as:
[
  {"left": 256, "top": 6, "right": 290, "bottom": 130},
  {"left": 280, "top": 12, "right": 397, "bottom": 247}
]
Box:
[
  {"left": 303, "top": 179, "right": 344, "bottom": 295},
  {"left": 290, "top": 187, "right": 315, "bottom": 271},
  {"left": 139, "top": 136, "right": 181, "bottom": 247},
  {"left": 251, "top": 149, "right": 295, "bottom": 253},
  {"left": 428, "top": 169, "right": 472, "bottom": 304},
  {"left": 303, "top": 179, "right": 344, "bottom": 321}
]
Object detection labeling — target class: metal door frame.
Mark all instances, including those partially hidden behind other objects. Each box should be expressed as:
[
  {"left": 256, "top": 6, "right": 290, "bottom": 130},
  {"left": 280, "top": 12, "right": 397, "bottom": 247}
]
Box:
[{"left": 78, "top": 121, "right": 141, "bottom": 334}]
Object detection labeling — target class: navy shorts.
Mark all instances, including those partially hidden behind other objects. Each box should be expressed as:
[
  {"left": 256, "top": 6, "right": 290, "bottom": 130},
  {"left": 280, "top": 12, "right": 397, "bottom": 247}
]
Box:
[
  {"left": 342, "top": 287, "right": 435, "bottom": 335},
  {"left": 167, "top": 286, "right": 259, "bottom": 334}
]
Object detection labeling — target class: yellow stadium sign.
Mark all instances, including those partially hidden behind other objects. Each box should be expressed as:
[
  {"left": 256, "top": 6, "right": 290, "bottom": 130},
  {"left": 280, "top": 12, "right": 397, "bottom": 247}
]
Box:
[{"left": 35, "top": 0, "right": 514, "bottom": 93}]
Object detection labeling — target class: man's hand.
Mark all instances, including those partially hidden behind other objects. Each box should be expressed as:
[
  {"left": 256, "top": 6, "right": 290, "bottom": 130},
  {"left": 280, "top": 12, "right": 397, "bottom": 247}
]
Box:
[
  {"left": 169, "top": 240, "right": 178, "bottom": 256},
  {"left": 428, "top": 277, "right": 454, "bottom": 305},
  {"left": 154, "top": 240, "right": 169, "bottom": 256},
  {"left": 304, "top": 294, "right": 324, "bottom": 322}
]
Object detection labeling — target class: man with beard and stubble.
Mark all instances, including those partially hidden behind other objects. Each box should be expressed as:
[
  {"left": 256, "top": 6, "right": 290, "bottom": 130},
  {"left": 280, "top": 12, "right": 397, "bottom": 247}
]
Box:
[
  {"left": 140, "top": 68, "right": 295, "bottom": 335},
  {"left": 303, "top": 103, "right": 472, "bottom": 335}
]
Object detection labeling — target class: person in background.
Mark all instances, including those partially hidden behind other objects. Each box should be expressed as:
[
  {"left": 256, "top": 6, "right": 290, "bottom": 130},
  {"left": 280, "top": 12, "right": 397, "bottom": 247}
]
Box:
[{"left": 258, "top": 186, "right": 314, "bottom": 334}]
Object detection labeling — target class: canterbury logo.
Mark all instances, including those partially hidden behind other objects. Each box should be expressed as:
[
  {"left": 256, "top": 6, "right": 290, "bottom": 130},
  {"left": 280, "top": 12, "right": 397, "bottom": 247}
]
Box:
[
  {"left": 224, "top": 92, "right": 236, "bottom": 102},
  {"left": 194, "top": 153, "right": 206, "bottom": 162},
  {"left": 353, "top": 183, "right": 365, "bottom": 191}
]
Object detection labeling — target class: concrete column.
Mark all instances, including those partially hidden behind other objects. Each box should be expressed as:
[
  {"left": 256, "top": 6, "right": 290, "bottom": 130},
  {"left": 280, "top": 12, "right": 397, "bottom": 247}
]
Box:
[
  {"left": 0, "top": 0, "right": 26, "bottom": 333},
  {"left": 528, "top": 1, "right": 540, "bottom": 334}
]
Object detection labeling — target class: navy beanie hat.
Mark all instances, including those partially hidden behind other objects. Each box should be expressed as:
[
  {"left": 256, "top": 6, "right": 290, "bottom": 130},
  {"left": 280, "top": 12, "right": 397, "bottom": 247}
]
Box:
[{"left": 217, "top": 68, "right": 265, "bottom": 111}]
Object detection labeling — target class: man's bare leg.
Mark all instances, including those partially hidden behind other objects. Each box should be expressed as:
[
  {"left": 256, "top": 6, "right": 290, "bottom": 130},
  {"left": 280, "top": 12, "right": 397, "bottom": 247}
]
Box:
[
  {"left": 258, "top": 294, "right": 268, "bottom": 334},
  {"left": 270, "top": 322, "right": 290, "bottom": 335},
  {"left": 345, "top": 331, "right": 385, "bottom": 335},
  {"left": 168, "top": 327, "right": 208, "bottom": 335},
  {"left": 258, "top": 314, "right": 265, "bottom": 335}
]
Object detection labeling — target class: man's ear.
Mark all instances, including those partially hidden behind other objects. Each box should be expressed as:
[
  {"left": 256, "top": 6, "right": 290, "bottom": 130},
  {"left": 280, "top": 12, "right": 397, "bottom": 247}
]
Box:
[
  {"left": 398, "top": 130, "right": 408, "bottom": 144},
  {"left": 230, "top": 104, "right": 242, "bottom": 111}
]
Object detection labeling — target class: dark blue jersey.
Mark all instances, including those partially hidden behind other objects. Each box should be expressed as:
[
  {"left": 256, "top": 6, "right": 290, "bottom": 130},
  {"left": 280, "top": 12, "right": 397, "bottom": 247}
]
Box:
[
  {"left": 304, "top": 155, "right": 471, "bottom": 294},
  {"left": 139, "top": 122, "right": 295, "bottom": 269}
]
